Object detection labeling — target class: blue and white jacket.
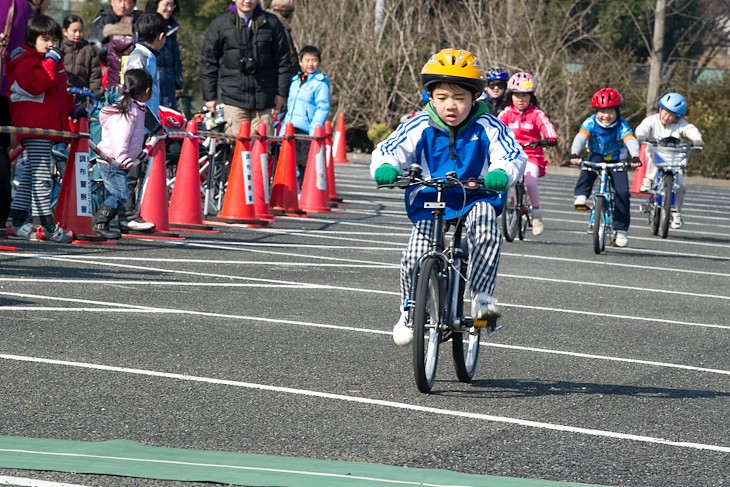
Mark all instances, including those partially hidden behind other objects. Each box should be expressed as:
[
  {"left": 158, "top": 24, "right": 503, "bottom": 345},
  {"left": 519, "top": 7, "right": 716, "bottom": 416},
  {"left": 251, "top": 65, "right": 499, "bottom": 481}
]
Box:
[
  {"left": 371, "top": 102, "right": 526, "bottom": 221},
  {"left": 280, "top": 71, "right": 330, "bottom": 136}
]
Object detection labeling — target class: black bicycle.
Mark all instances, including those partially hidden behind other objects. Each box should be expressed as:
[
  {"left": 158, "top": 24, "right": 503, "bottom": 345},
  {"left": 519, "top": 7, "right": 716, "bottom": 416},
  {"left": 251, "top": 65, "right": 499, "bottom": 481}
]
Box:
[
  {"left": 501, "top": 140, "right": 550, "bottom": 241},
  {"left": 381, "top": 166, "right": 501, "bottom": 393}
]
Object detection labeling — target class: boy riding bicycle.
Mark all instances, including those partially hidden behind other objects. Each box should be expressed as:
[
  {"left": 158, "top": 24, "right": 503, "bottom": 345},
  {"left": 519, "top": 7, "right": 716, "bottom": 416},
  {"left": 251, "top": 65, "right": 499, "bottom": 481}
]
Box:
[{"left": 371, "top": 48, "right": 526, "bottom": 347}]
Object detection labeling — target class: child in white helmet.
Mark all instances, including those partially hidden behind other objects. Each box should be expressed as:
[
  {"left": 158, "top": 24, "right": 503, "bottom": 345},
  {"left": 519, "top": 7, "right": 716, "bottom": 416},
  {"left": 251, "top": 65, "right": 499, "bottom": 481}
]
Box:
[{"left": 635, "top": 92, "right": 703, "bottom": 229}]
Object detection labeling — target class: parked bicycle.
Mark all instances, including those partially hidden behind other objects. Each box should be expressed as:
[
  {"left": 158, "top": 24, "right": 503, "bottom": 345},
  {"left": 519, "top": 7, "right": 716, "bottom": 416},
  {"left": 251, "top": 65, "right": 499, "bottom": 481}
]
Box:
[
  {"left": 571, "top": 158, "right": 630, "bottom": 254},
  {"left": 381, "top": 166, "right": 501, "bottom": 393},
  {"left": 501, "top": 140, "right": 549, "bottom": 241},
  {"left": 639, "top": 138, "right": 701, "bottom": 238}
]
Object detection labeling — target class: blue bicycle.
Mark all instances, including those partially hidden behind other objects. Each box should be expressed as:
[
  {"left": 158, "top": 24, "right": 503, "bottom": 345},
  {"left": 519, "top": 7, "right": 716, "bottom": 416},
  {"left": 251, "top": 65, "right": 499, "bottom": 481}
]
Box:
[
  {"left": 640, "top": 138, "right": 701, "bottom": 238},
  {"left": 575, "top": 159, "right": 629, "bottom": 254}
]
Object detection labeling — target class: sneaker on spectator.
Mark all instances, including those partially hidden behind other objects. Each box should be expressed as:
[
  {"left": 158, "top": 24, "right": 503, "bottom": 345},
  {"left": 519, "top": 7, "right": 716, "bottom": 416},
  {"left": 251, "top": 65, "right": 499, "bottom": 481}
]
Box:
[
  {"left": 573, "top": 195, "right": 589, "bottom": 210},
  {"left": 7, "top": 221, "right": 38, "bottom": 241},
  {"left": 671, "top": 211, "right": 683, "bottom": 229},
  {"left": 392, "top": 311, "right": 413, "bottom": 347},
  {"left": 37, "top": 224, "right": 74, "bottom": 243},
  {"left": 639, "top": 177, "right": 652, "bottom": 193},
  {"left": 122, "top": 217, "right": 155, "bottom": 232},
  {"left": 614, "top": 230, "right": 628, "bottom": 247}
]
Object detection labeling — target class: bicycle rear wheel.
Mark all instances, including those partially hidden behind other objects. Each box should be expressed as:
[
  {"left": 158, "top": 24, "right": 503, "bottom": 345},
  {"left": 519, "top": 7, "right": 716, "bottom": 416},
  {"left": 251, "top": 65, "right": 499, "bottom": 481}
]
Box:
[
  {"left": 659, "top": 173, "right": 673, "bottom": 239},
  {"left": 413, "top": 258, "right": 444, "bottom": 393},
  {"left": 592, "top": 196, "right": 607, "bottom": 254},
  {"left": 501, "top": 186, "right": 518, "bottom": 242}
]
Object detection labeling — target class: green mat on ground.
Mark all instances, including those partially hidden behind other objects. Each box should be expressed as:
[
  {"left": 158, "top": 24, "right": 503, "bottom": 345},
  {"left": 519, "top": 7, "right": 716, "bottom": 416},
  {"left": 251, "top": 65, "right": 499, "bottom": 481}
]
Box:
[{"left": 0, "top": 436, "right": 606, "bottom": 486}]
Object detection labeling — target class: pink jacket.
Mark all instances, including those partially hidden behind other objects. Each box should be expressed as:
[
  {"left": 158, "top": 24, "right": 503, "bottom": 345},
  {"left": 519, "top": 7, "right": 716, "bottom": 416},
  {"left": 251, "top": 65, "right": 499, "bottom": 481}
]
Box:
[
  {"left": 96, "top": 101, "right": 146, "bottom": 167},
  {"left": 498, "top": 104, "right": 557, "bottom": 175}
]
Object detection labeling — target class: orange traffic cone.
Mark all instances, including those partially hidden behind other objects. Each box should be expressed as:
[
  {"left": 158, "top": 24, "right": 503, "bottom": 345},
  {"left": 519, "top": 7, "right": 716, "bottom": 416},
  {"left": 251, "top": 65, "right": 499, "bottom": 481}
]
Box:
[
  {"left": 138, "top": 140, "right": 179, "bottom": 236},
  {"left": 299, "top": 125, "right": 331, "bottom": 213},
  {"left": 630, "top": 143, "right": 650, "bottom": 197},
  {"left": 325, "top": 120, "right": 342, "bottom": 207},
  {"left": 270, "top": 123, "right": 305, "bottom": 216},
  {"left": 168, "top": 120, "right": 215, "bottom": 231},
  {"left": 215, "top": 121, "right": 268, "bottom": 226},
  {"left": 332, "top": 113, "right": 351, "bottom": 164},
  {"left": 54, "top": 117, "right": 105, "bottom": 242},
  {"left": 251, "top": 122, "right": 274, "bottom": 221}
]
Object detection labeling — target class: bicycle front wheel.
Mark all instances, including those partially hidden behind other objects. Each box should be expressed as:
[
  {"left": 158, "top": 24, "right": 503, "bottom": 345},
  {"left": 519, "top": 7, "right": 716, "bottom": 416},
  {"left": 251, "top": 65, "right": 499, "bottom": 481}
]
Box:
[
  {"left": 413, "top": 258, "right": 444, "bottom": 393},
  {"left": 452, "top": 262, "right": 480, "bottom": 382},
  {"left": 659, "top": 173, "right": 674, "bottom": 239},
  {"left": 501, "top": 186, "right": 518, "bottom": 242},
  {"left": 649, "top": 195, "right": 660, "bottom": 235},
  {"left": 592, "top": 196, "right": 607, "bottom": 254}
]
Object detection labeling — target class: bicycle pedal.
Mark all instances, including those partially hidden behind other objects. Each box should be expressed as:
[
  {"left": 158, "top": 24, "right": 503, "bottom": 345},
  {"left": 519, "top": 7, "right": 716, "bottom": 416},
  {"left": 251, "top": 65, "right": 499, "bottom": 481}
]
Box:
[
  {"left": 575, "top": 204, "right": 590, "bottom": 211},
  {"left": 473, "top": 318, "right": 489, "bottom": 328},
  {"left": 486, "top": 319, "right": 502, "bottom": 335}
]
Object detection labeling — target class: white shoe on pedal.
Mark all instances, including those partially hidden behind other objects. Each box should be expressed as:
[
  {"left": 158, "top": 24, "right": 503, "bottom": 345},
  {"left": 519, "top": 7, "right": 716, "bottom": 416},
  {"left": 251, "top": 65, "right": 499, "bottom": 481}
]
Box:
[
  {"left": 671, "top": 211, "right": 683, "bottom": 229},
  {"left": 392, "top": 312, "right": 413, "bottom": 347},
  {"left": 471, "top": 292, "right": 501, "bottom": 322},
  {"left": 639, "top": 177, "right": 652, "bottom": 193},
  {"left": 573, "top": 195, "right": 588, "bottom": 210},
  {"left": 532, "top": 216, "right": 544, "bottom": 236}
]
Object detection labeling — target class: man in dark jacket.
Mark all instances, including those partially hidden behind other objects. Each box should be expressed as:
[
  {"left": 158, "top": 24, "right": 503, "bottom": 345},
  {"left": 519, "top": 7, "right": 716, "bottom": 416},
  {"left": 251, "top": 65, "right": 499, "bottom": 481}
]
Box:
[
  {"left": 89, "top": 0, "right": 142, "bottom": 62},
  {"left": 200, "top": 0, "right": 291, "bottom": 136}
]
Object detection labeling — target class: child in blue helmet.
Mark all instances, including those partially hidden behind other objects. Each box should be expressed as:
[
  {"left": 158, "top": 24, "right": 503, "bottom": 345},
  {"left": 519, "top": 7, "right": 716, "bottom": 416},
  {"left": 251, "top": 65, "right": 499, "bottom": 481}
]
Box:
[
  {"left": 371, "top": 49, "right": 526, "bottom": 347},
  {"left": 478, "top": 66, "right": 509, "bottom": 114},
  {"left": 635, "top": 92, "right": 703, "bottom": 229}
]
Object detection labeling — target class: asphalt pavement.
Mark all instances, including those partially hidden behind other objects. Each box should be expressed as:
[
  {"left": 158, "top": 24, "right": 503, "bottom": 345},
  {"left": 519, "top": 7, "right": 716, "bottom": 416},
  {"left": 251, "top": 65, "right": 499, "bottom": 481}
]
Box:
[{"left": 0, "top": 157, "right": 729, "bottom": 487}]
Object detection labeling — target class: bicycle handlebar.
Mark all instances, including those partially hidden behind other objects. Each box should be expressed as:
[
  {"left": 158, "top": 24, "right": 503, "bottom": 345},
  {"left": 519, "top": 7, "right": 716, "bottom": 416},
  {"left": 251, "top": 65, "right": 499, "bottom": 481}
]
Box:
[
  {"left": 378, "top": 166, "right": 499, "bottom": 194},
  {"left": 522, "top": 139, "right": 555, "bottom": 148}
]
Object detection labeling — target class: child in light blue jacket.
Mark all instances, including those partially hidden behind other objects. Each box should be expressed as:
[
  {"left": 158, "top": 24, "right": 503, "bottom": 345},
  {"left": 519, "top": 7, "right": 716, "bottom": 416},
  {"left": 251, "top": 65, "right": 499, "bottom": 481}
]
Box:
[{"left": 279, "top": 45, "right": 330, "bottom": 183}]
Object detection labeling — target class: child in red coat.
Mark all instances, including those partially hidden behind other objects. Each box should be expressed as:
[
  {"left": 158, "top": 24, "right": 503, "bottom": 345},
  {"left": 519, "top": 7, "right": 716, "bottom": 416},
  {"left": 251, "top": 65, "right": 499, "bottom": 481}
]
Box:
[
  {"left": 498, "top": 72, "right": 558, "bottom": 236},
  {"left": 6, "top": 15, "right": 76, "bottom": 242}
]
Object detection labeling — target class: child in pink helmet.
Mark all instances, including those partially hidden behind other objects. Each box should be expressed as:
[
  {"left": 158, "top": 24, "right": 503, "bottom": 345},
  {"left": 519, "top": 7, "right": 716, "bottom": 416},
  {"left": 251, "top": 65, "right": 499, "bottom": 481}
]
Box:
[{"left": 497, "top": 72, "right": 558, "bottom": 236}]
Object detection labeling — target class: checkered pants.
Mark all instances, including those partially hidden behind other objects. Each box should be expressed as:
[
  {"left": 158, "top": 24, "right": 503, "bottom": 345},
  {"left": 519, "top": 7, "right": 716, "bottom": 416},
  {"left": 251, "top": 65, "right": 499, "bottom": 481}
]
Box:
[{"left": 399, "top": 201, "right": 502, "bottom": 308}]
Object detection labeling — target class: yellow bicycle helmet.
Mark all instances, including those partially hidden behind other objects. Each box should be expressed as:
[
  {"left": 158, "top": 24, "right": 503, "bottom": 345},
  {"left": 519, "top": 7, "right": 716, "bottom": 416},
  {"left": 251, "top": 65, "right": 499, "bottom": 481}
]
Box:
[{"left": 421, "top": 48, "right": 486, "bottom": 94}]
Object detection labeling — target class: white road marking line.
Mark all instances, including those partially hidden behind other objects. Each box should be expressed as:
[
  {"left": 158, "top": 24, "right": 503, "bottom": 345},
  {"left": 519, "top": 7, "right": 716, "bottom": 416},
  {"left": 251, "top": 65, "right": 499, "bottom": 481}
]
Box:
[
  {"left": 0, "top": 476, "right": 90, "bottom": 487},
  {"left": 3, "top": 294, "right": 730, "bottom": 376},
  {"left": 2, "top": 353, "right": 729, "bottom": 454}
]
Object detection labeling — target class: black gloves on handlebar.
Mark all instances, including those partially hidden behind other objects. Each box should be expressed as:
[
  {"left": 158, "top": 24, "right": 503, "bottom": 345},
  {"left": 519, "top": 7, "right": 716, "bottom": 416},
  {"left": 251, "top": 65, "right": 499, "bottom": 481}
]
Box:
[{"left": 630, "top": 156, "right": 642, "bottom": 167}]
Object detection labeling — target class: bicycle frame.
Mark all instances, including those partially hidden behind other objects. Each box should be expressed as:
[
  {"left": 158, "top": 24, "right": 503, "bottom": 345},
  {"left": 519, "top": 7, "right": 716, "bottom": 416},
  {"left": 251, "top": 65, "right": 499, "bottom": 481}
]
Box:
[{"left": 579, "top": 159, "right": 627, "bottom": 254}]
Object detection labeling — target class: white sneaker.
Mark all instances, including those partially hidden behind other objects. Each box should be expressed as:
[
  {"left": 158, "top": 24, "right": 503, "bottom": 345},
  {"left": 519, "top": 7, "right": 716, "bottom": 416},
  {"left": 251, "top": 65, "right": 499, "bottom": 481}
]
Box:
[
  {"left": 671, "top": 212, "right": 683, "bottom": 229},
  {"left": 471, "top": 292, "right": 501, "bottom": 322},
  {"left": 392, "top": 312, "right": 413, "bottom": 347},
  {"left": 7, "top": 221, "right": 38, "bottom": 241},
  {"left": 532, "top": 216, "right": 544, "bottom": 236},
  {"left": 614, "top": 230, "right": 628, "bottom": 247},
  {"left": 639, "top": 177, "right": 652, "bottom": 193},
  {"left": 573, "top": 195, "right": 588, "bottom": 210}
]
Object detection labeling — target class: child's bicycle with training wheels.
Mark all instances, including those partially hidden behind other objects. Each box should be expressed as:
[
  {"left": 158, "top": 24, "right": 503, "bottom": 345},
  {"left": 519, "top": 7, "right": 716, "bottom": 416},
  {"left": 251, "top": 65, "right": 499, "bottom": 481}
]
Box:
[
  {"left": 501, "top": 139, "right": 549, "bottom": 241},
  {"left": 639, "top": 138, "right": 701, "bottom": 239},
  {"left": 381, "top": 166, "right": 501, "bottom": 394},
  {"left": 572, "top": 158, "right": 630, "bottom": 254}
]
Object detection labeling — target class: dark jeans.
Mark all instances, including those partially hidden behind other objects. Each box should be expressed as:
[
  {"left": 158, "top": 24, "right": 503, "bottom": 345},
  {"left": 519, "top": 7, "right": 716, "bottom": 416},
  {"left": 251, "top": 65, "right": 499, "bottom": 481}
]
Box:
[
  {"left": 294, "top": 129, "right": 309, "bottom": 186},
  {"left": 122, "top": 163, "right": 142, "bottom": 222},
  {"left": 0, "top": 96, "right": 12, "bottom": 225},
  {"left": 574, "top": 152, "right": 631, "bottom": 232}
]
